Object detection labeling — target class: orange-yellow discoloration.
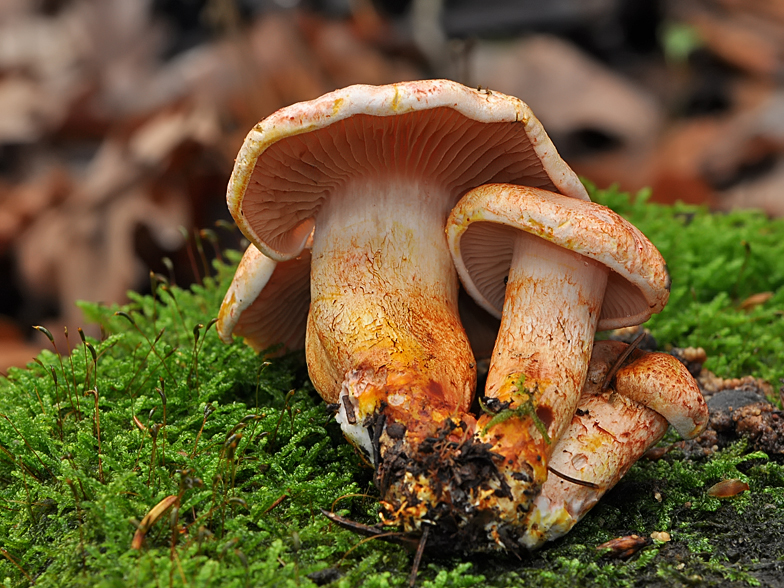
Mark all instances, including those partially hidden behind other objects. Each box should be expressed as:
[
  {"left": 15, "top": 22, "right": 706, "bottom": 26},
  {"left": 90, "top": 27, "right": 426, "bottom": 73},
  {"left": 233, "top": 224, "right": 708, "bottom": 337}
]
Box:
[
  {"left": 484, "top": 233, "right": 608, "bottom": 456},
  {"left": 331, "top": 98, "right": 344, "bottom": 117},
  {"left": 307, "top": 179, "right": 475, "bottom": 409},
  {"left": 479, "top": 411, "right": 548, "bottom": 488},
  {"left": 391, "top": 86, "right": 402, "bottom": 111}
]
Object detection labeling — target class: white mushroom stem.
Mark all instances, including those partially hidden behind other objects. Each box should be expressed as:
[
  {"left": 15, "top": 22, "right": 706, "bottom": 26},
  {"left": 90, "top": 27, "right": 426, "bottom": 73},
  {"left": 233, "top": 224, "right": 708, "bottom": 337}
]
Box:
[
  {"left": 487, "top": 231, "right": 608, "bottom": 448},
  {"left": 305, "top": 178, "right": 476, "bottom": 457},
  {"left": 517, "top": 340, "right": 708, "bottom": 549},
  {"left": 520, "top": 390, "right": 670, "bottom": 549}
]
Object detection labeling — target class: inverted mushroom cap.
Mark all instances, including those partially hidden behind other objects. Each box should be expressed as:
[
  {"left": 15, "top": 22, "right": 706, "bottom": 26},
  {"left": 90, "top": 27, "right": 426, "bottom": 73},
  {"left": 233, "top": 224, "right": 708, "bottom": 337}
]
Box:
[
  {"left": 227, "top": 79, "right": 588, "bottom": 261},
  {"left": 216, "top": 243, "right": 311, "bottom": 354},
  {"left": 447, "top": 183, "right": 670, "bottom": 331},
  {"left": 613, "top": 348, "right": 708, "bottom": 439}
]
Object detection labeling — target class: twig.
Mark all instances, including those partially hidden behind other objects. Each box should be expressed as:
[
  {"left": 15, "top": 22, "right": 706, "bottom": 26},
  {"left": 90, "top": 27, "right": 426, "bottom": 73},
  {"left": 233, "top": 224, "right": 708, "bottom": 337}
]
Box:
[
  {"left": 602, "top": 331, "right": 646, "bottom": 390},
  {"left": 408, "top": 525, "right": 430, "bottom": 588}
]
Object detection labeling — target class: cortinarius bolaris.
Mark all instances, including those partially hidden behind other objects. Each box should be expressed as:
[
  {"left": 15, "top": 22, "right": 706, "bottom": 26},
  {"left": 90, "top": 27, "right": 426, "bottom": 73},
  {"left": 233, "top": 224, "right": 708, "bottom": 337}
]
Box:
[
  {"left": 221, "top": 79, "right": 588, "bottom": 534},
  {"left": 219, "top": 80, "right": 707, "bottom": 553},
  {"left": 445, "top": 184, "right": 671, "bottom": 517}
]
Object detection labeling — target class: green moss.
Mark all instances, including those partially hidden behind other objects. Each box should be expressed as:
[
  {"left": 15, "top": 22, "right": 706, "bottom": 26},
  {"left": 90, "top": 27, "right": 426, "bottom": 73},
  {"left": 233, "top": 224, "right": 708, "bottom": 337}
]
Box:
[
  {"left": 591, "top": 183, "right": 784, "bottom": 386},
  {"left": 1, "top": 186, "right": 784, "bottom": 586}
]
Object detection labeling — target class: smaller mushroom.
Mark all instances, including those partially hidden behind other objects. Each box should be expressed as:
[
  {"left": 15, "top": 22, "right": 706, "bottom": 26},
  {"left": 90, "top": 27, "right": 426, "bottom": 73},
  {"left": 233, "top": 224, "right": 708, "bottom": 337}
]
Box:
[
  {"left": 447, "top": 183, "right": 670, "bottom": 506},
  {"left": 216, "top": 241, "right": 311, "bottom": 355},
  {"left": 517, "top": 340, "right": 708, "bottom": 549}
]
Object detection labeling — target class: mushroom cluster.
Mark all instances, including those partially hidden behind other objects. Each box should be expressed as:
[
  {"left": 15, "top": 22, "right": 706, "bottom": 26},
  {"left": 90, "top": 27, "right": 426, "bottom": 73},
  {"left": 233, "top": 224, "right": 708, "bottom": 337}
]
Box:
[{"left": 217, "top": 80, "right": 708, "bottom": 553}]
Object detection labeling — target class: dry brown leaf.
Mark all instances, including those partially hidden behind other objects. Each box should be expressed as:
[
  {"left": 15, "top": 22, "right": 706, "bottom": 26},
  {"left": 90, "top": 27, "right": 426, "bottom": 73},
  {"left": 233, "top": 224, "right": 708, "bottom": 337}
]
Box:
[
  {"left": 469, "top": 35, "right": 664, "bottom": 152},
  {"left": 596, "top": 534, "right": 650, "bottom": 558},
  {"left": 738, "top": 292, "right": 774, "bottom": 310},
  {"left": 687, "top": 8, "right": 784, "bottom": 77},
  {"left": 0, "top": 316, "right": 42, "bottom": 374},
  {"left": 0, "top": 168, "right": 71, "bottom": 252},
  {"left": 707, "top": 478, "right": 750, "bottom": 498},
  {"left": 303, "top": 16, "right": 422, "bottom": 88}
]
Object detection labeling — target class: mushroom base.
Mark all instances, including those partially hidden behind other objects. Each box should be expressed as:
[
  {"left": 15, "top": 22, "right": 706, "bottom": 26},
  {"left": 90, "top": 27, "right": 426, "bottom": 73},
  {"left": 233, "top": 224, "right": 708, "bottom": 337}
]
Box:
[
  {"left": 376, "top": 417, "right": 533, "bottom": 553},
  {"left": 332, "top": 340, "right": 707, "bottom": 554},
  {"left": 368, "top": 408, "right": 550, "bottom": 553}
]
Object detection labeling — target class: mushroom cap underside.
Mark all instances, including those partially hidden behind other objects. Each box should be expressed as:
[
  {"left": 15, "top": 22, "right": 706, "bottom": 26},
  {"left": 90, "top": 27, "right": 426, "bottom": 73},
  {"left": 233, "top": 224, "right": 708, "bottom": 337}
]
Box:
[
  {"left": 447, "top": 183, "right": 671, "bottom": 331},
  {"left": 227, "top": 79, "right": 589, "bottom": 262},
  {"left": 217, "top": 243, "right": 311, "bottom": 354}
]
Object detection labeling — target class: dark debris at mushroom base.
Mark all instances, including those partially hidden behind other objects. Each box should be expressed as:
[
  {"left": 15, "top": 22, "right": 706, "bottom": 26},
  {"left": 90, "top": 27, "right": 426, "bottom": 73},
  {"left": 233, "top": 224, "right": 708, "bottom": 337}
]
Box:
[
  {"left": 677, "top": 395, "right": 784, "bottom": 458},
  {"left": 659, "top": 346, "right": 784, "bottom": 458},
  {"left": 331, "top": 412, "right": 543, "bottom": 555},
  {"left": 326, "top": 340, "right": 780, "bottom": 558},
  {"left": 378, "top": 418, "right": 520, "bottom": 554}
]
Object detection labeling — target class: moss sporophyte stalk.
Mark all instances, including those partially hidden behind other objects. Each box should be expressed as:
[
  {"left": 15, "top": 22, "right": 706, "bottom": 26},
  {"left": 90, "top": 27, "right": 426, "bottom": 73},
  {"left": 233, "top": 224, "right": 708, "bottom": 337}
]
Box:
[{"left": 1, "top": 186, "right": 784, "bottom": 586}]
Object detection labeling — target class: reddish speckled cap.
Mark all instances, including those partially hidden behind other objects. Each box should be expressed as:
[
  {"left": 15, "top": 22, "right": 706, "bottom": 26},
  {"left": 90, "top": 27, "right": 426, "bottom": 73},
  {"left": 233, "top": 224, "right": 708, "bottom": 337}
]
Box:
[
  {"left": 447, "top": 183, "right": 671, "bottom": 331},
  {"left": 226, "top": 79, "right": 588, "bottom": 261}
]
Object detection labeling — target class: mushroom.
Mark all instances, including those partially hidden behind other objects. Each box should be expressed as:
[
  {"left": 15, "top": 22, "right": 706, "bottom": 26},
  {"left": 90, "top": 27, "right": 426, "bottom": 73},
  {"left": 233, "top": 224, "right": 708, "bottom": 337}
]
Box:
[
  {"left": 223, "top": 80, "right": 587, "bottom": 525},
  {"left": 519, "top": 340, "right": 708, "bottom": 549},
  {"left": 446, "top": 183, "right": 670, "bottom": 509},
  {"left": 217, "top": 241, "right": 311, "bottom": 355}
]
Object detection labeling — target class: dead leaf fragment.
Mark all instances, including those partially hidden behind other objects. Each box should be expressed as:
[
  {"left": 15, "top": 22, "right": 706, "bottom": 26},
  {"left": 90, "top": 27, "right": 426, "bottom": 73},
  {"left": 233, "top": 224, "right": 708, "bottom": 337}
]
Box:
[
  {"left": 707, "top": 479, "right": 750, "bottom": 498},
  {"left": 596, "top": 534, "right": 650, "bottom": 558},
  {"left": 738, "top": 292, "right": 774, "bottom": 310}
]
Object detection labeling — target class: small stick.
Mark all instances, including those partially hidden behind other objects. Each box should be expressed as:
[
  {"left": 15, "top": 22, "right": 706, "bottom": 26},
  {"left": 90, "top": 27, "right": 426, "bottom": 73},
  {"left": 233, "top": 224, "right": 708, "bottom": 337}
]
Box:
[
  {"left": 319, "top": 509, "right": 418, "bottom": 549},
  {"left": 84, "top": 388, "right": 104, "bottom": 483},
  {"left": 548, "top": 466, "right": 600, "bottom": 489},
  {"left": 408, "top": 525, "right": 430, "bottom": 588},
  {"left": 262, "top": 493, "right": 288, "bottom": 515},
  {"left": 0, "top": 548, "right": 32, "bottom": 583},
  {"left": 602, "top": 331, "right": 646, "bottom": 390},
  {"left": 157, "top": 384, "right": 167, "bottom": 466}
]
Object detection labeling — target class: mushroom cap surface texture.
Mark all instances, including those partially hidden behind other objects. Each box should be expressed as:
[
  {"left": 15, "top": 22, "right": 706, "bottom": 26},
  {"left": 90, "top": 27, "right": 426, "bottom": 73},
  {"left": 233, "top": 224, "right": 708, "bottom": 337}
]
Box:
[
  {"left": 447, "top": 183, "right": 671, "bottom": 331},
  {"left": 226, "top": 79, "right": 588, "bottom": 261}
]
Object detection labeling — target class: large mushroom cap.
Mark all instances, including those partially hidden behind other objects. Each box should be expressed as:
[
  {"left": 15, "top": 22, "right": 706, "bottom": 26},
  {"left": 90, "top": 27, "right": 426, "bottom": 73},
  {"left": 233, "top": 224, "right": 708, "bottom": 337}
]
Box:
[
  {"left": 447, "top": 183, "right": 670, "bottom": 331},
  {"left": 227, "top": 79, "right": 588, "bottom": 261}
]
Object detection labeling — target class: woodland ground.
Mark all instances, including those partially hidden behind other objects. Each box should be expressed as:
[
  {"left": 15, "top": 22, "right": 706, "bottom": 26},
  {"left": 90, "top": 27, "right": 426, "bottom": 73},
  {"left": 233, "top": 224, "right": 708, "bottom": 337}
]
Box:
[{"left": 1, "top": 186, "right": 784, "bottom": 587}]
